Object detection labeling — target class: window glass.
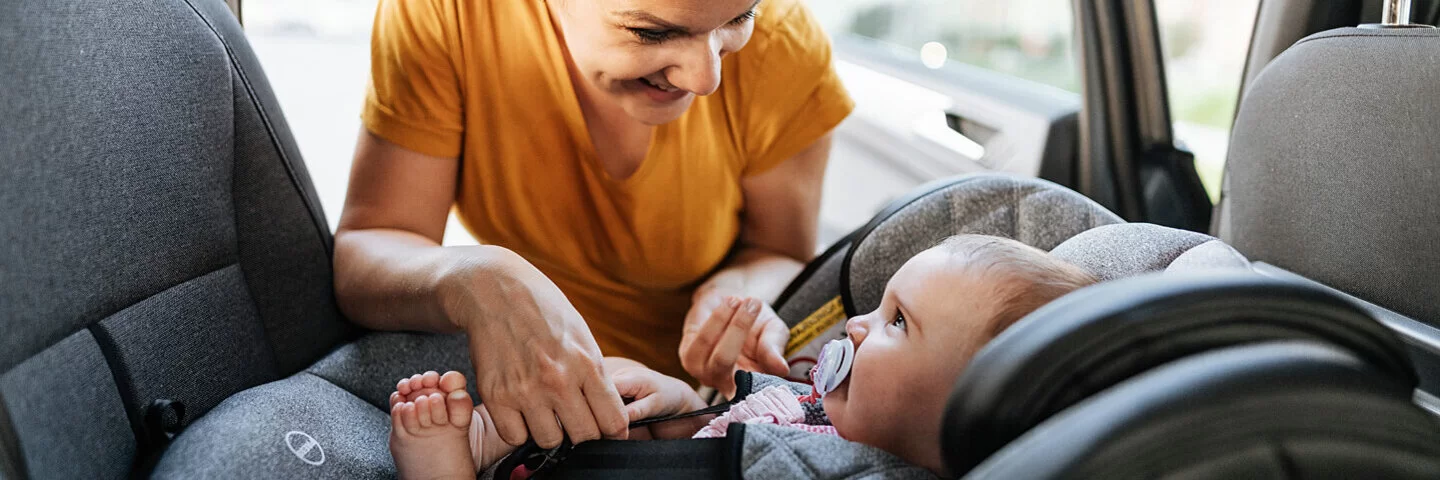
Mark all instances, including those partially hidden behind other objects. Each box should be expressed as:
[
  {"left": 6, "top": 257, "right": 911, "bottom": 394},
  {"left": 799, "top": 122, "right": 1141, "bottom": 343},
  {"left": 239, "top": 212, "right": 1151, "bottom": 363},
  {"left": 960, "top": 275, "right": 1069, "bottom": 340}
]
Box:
[
  {"left": 1155, "top": 0, "right": 1260, "bottom": 201},
  {"left": 813, "top": 0, "right": 1078, "bottom": 92}
]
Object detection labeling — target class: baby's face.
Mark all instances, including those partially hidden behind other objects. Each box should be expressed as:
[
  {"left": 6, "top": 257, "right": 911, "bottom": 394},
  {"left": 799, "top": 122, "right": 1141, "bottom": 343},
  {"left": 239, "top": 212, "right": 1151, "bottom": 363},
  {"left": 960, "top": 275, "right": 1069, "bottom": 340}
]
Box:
[{"left": 822, "top": 247, "right": 1000, "bottom": 475}]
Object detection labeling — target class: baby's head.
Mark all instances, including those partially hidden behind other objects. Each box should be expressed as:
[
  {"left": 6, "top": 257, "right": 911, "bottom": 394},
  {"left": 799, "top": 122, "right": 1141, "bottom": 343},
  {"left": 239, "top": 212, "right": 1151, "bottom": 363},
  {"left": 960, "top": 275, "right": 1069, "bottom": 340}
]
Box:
[{"left": 822, "top": 235, "right": 1098, "bottom": 475}]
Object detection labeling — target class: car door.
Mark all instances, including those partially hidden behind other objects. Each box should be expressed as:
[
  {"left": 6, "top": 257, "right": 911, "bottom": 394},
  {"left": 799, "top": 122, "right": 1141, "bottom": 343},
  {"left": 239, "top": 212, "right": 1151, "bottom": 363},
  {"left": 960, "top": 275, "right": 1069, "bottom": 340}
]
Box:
[
  {"left": 810, "top": 1, "right": 1087, "bottom": 244},
  {"left": 811, "top": 0, "right": 1247, "bottom": 243}
]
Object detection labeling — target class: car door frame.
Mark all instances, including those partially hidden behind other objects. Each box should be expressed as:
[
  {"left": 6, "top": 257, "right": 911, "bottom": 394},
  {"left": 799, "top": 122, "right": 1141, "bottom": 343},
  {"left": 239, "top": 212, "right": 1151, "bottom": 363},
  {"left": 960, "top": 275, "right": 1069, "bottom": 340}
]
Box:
[{"left": 1072, "top": 0, "right": 1212, "bottom": 232}]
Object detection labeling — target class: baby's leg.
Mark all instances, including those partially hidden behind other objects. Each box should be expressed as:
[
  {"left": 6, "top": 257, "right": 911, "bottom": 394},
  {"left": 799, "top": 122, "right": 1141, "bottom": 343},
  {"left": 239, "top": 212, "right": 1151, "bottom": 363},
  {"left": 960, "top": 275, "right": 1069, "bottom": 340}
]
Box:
[
  {"left": 389, "top": 372, "right": 475, "bottom": 479},
  {"left": 390, "top": 371, "right": 517, "bottom": 473}
]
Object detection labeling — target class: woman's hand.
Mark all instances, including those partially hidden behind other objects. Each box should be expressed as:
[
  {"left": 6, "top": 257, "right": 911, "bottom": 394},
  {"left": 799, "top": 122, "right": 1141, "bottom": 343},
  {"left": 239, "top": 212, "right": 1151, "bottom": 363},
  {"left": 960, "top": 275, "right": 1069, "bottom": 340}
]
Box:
[
  {"left": 679, "top": 293, "right": 790, "bottom": 397},
  {"left": 441, "top": 248, "right": 629, "bottom": 449},
  {"left": 609, "top": 359, "right": 711, "bottom": 440}
]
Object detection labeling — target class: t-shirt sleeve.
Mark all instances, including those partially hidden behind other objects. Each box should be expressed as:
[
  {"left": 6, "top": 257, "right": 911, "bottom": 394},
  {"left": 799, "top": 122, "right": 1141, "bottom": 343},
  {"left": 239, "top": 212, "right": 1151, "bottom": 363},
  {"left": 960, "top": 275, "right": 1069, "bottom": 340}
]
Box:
[
  {"left": 734, "top": 0, "right": 855, "bottom": 177},
  {"left": 361, "top": 0, "right": 465, "bottom": 158}
]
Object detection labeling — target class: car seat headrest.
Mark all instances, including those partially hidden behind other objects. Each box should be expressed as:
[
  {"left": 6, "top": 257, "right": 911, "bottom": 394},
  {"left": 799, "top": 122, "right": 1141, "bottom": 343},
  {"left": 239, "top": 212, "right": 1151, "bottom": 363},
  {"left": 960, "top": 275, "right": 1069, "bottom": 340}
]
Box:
[
  {"left": 1050, "top": 223, "right": 1248, "bottom": 281},
  {"left": 941, "top": 271, "right": 1416, "bottom": 475},
  {"left": 1220, "top": 27, "right": 1440, "bottom": 324},
  {"left": 961, "top": 341, "right": 1440, "bottom": 479},
  {"left": 842, "top": 174, "right": 1122, "bottom": 315}
]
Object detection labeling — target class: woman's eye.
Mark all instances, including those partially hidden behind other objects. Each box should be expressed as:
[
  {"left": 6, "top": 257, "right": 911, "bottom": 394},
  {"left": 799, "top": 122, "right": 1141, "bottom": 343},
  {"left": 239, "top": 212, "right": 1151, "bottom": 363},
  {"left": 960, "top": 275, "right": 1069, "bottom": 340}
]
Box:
[
  {"left": 891, "top": 311, "right": 907, "bottom": 331},
  {"left": 728, "top": 10, "right": 757, "bottom": 26},
  {"left": 629, "top": 28, "right": 673, "bottom": 44}
]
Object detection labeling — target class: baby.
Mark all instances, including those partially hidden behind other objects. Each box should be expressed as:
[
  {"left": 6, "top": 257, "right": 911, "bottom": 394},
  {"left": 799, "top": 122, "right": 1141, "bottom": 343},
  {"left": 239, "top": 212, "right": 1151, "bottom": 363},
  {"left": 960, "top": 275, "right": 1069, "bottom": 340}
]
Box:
[{"left": 387, "top": 234, "right": 1098, "bottom": 478}]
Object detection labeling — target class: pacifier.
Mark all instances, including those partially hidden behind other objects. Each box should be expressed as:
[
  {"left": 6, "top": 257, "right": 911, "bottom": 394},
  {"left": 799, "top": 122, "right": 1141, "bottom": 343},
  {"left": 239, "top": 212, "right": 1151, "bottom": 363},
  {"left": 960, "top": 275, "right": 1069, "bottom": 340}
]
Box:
[{"left": 810, "top": 337, "right": 855, "bottom": 398}]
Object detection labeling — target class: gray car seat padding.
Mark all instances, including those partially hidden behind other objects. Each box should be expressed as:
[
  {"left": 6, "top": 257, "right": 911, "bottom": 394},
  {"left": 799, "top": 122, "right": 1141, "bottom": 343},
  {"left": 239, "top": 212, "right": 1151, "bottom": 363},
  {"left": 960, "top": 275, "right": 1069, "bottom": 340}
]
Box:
[
  {"left": 2, "top": 0, "right": 353, "bottom": 476},
  {"left": 1220, "top": 27, "right": 1440, "bottom": 327},
  {"left": 774, "top": 233, "right": 854, "bottom": 328},
  {"left": 963, "top": 342, "right": 1440, "bottom": 479},
  {"left": 841, "top": 174, "right": 1124, "bottom": 316},
  {"left": 941, "top": 271, "right": 1416, "bottom": 475},
  {"left": 1049, "top": 223, "right": 1248, "bottom": 281},
  {"left": 151, "top": 332, "right": 475, "bottom": 478}
]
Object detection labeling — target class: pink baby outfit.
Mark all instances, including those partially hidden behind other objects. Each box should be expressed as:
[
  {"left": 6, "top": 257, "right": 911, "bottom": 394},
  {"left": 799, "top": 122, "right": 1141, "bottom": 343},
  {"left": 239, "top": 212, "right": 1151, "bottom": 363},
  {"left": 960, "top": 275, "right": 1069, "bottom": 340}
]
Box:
[{"left": 692, "top": 386, "right": 840, "bottom": 439}]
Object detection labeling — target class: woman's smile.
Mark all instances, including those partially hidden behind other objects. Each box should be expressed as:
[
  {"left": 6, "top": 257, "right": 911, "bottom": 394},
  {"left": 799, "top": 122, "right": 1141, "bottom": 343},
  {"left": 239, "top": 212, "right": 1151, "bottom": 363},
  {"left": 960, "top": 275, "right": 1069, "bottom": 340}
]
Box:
[{"left": 633, "top": 74, "right": 691, "bottom": 104}]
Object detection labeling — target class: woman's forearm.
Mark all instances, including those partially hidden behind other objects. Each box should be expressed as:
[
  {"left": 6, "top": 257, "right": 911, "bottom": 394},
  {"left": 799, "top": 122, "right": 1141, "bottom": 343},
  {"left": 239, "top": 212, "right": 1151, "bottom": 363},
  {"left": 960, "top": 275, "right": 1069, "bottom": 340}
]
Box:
[
  {"left": 693, "top": 246, "right": 805, "bottom": 304},
  {"left": 333, "top": 227, "right": 509, "bottom": 333}
]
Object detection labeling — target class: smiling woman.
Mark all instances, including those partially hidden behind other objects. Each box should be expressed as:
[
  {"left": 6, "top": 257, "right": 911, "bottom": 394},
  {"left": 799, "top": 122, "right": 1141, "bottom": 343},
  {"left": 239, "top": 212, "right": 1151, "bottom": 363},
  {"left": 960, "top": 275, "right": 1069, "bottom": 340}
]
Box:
[{"left": 334, "top": 0, "right": 852, "bottom": 457}]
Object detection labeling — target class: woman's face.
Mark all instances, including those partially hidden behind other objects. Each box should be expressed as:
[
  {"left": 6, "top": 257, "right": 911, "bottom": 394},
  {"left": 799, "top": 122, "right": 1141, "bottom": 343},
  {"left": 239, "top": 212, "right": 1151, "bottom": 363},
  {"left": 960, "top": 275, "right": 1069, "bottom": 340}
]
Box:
[{"left": 549, "top": 0, "right": 759, "bottom": 125}]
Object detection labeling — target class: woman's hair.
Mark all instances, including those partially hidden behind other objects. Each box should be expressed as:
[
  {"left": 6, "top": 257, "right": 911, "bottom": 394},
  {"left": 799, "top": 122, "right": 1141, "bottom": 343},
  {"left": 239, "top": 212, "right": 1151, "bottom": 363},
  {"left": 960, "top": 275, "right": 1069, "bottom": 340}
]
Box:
[{"left": 937, "top": 234, "right": 1100, "bottom": 338}]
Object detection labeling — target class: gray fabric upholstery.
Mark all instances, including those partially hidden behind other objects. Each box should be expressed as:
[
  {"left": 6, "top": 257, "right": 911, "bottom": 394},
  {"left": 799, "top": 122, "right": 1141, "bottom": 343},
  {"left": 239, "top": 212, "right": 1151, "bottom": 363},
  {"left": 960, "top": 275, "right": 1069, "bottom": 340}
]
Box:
[
  {"left": 152, "top": 374, "right": 394, "bottom": 479},
  {"left": 1220, "top": 27, "right": 1440, "bottom": 326},
  {"left": 775, "top": 241, "right": 850, "bottom": 328},
  {"left": 1050, "top": 223, "right": 1249, "bottom": 281},
  {"left": 306, "top": 333, "right": 477, "bottom": 411},
  {"left": 0, "top": 0, "right": 348, "bottom": 476},
  {"left": 92, "top": 264, "right": 277, "bottom": 435},
  {"left": 1166, "top": 240, "right": 1252, "bottom": 273},
  {"left": 0, "top": 330, "right": 135, "bottom": 480},
  {"left": 742, "top": 424, "right": 938, "bottom": 479},
  {"left": 847, "top": 175, "right": 1123, "bottom": 314}
]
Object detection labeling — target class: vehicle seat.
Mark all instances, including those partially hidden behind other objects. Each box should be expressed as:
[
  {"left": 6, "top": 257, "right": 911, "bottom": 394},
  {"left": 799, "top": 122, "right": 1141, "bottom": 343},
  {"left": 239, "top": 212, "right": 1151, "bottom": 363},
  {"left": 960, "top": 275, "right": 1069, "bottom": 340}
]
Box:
[
  {"left": 0, "top": 1, "right": 474, "bottom": 478},
  {"left": 1217, "top": 25, "right": 1440, "bottom": 327}
]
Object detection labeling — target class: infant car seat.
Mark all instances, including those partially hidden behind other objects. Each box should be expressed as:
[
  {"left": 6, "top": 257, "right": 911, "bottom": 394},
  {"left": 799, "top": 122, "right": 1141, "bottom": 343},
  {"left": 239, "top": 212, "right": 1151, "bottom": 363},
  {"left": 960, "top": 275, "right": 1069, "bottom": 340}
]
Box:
[{"left": 498, "top": 174, "right": 1439, "bottom": 480}]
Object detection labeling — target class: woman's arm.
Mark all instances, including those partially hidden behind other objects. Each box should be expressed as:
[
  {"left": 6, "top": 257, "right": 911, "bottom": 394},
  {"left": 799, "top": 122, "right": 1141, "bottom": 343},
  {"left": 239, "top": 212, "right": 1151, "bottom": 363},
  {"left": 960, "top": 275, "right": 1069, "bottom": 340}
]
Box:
[
  {"left": 335, "top": 131, "right": 629, "bottom": 448},
  {"left": 679, "top": 134, "right": 834, "bottom": 393}
]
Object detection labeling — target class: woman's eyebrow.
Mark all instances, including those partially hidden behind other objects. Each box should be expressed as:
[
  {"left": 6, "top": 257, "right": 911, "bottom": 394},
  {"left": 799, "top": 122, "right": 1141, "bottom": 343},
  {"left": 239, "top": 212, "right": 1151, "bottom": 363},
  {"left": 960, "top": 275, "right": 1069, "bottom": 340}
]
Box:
[
  {"left": 615, "top": 11, "right": 687, "bottom": 33},
  {"left": 615, "top": 0, "right": 762, "bottom": 33}
]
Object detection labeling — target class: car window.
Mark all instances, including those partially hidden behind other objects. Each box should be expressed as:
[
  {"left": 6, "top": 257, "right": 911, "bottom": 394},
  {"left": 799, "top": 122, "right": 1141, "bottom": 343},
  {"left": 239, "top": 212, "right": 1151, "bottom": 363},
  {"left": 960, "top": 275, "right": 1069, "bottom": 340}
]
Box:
[
  {"left": 1155, "top": 0, "right": 1261, "bottom": 201},
  {"left": 813, "top": 0, "right": 1078, "bottom": 92}
]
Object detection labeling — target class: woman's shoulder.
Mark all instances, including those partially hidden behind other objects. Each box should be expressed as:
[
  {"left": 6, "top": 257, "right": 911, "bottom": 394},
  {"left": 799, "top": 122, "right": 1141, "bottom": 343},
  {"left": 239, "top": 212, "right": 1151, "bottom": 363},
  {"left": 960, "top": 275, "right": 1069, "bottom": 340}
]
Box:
[{"left": 739, "top": 0, "right": 834, "bottom": 68}]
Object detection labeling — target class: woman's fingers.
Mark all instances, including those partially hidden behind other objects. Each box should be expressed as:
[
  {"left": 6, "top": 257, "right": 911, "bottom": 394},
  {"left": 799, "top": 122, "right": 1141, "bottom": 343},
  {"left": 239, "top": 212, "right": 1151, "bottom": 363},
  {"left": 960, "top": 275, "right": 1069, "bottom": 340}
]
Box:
[
  {"left": 623, "top": 392, "right": 663, "bottom": 422},
  {"left": 553, "top": 395, "right": 603, "bottom": 444},
  {"left": 584, "top": 375, "right": 631, "bottom": 440},
  {"left": 755, "top": 313, "right": 791, "bottom": 374},
  {"left": 706, "top": 298, "right": 759, "bottom": 384},
  {"left": 680, "top": 296, "right": 741, "bottom": 382},
  {"left": 486, "top": 403, "right": 529, "bottom": 447},
  {"left": 522, "top": 407, "right": 566, "bottom": 449}
]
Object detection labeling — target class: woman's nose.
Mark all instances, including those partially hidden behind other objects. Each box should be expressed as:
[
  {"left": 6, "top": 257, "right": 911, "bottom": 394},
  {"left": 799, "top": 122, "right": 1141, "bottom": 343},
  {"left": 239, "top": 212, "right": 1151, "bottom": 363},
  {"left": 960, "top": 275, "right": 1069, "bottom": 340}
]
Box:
[
  {"left": 845, "top": 316, "right": 869, "bottom": 346},
  {"left": 670, "top": 35, "right": 723, "bottom": 96}
]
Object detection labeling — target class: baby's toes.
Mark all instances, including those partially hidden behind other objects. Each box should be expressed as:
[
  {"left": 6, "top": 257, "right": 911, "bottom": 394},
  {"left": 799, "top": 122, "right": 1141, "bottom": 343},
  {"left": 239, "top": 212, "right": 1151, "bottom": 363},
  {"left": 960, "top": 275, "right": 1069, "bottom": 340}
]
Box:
[
  {"left": 415, "top": 395, "right": 435, "bottom": 428},
  {"left": 427, "top": 393, "right": 449, "bottom": 426},
  {"left": 438, "top": 371, "right": 467, "bottom": 393},
  {"left": 445, "top": 391, "right": 473, "bottom": 428},
  {"left": 395, "top": 402, "right": 420, "bottom": 434},
  {"left": 389, "top": 391, "right": 403, "bottom": 410},
  {"left": 420, "top": 371, "right": 440, "bottom": 389}
]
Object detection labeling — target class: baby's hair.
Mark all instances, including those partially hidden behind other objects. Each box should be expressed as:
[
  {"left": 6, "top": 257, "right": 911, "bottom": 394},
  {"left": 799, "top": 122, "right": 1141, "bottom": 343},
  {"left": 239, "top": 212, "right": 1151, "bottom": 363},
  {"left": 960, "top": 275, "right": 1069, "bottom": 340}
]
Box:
[{"left": 936, "top": 235, "right": 1100, "bottom": 338}]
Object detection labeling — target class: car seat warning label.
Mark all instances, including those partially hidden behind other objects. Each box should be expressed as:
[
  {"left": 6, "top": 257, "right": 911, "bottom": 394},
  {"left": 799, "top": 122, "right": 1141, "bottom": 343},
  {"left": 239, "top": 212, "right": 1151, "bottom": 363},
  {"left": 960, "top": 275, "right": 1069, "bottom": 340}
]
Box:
[{"left": 783, "top": 296, "right": 848, "bottom": 382}]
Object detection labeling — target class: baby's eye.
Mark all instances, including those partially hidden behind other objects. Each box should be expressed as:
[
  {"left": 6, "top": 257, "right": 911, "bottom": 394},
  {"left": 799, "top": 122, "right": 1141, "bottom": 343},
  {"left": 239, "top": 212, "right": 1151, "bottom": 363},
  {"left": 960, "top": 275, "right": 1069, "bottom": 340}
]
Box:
[{"left": 891, "top": 311, "right": 907, "bottom": 331}]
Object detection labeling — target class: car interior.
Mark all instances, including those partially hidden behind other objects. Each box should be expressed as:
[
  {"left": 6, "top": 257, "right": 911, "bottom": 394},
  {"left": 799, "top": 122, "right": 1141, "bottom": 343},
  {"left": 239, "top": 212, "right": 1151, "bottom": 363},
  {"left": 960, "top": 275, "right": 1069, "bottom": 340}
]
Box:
[{"left": 3, "top": 0, "right": 1440, "bottom": 478}]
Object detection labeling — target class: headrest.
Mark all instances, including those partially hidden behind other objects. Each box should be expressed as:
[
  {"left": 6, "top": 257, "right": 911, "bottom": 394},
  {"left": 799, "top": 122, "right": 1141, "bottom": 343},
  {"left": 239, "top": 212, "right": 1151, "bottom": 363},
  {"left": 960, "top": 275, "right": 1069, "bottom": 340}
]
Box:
[
  {"left": 962, "top": 341, "right": 1440, "bottom": 479},
  {"left": 1050, "top": 223, "right": 1248, "bottom": 281},
  {"left": 842, "top": 174, "right": 1121, "bottom": 315},
  {"left": 1221, "top": 27, "right": 1440, "bottom": 324},
  {"left": 941, "top": 271, "right": 1415, "bottom": 475}
]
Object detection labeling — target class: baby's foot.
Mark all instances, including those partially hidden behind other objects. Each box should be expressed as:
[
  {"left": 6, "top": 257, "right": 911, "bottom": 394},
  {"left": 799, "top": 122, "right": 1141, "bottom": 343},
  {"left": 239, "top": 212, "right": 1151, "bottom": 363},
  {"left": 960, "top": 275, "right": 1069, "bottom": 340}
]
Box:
[
  {"left": 389, "top": 370, "right": 456, "bottom": 406},
  {"left": 390, "top": 373, "right": 476, "bottom": 480}
]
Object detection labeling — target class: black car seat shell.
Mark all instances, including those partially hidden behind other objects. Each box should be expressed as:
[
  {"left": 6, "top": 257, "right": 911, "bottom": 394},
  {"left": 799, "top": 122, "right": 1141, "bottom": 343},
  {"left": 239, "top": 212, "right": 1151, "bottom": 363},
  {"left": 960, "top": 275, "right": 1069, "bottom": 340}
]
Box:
[
  {"left": 942, "top": 271, "right": 1419, "bottom": 475},
  {"left": 963, "top": 341, "right": 1440, "bottom": 479}
]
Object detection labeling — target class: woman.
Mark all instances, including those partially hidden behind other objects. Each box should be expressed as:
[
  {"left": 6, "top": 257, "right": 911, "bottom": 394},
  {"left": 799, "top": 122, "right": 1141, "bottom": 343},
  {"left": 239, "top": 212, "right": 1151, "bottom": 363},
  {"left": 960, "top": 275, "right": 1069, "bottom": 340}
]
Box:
[{"left": 333, "top": 0, "right": 853, "bottom": 452}]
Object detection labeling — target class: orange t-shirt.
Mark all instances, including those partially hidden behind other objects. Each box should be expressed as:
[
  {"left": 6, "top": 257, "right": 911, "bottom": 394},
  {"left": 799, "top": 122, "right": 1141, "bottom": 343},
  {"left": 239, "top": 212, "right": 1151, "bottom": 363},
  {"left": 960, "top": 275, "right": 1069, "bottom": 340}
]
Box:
[{"left": 362, "top": 0, "right": 853, "bottom": 380}]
